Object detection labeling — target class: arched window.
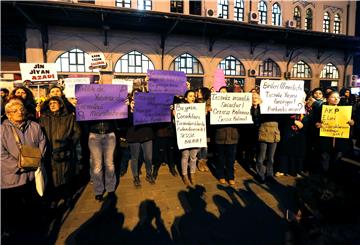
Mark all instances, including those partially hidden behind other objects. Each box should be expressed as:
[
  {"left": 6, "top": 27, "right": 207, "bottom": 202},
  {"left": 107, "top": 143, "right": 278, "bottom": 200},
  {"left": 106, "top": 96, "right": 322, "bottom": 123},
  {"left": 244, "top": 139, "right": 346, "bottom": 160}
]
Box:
[
  {"left": 170, "top": 53, "right": 203, "bottom": 74},
  {"left": 234, "top": 0, "right": 244, "bottom": 21},
  {"left": 272, "top": 3, "right": 281, "bottom": 26},
  {"left": 305, "top": 8, "right": 312, "bottom": 30},
  {"left": 293, "top": 6, "right": 301, "bottom": 28},
  {"left": 218, "top": 0, "right": 229, "bottom": 19},
  {"left": 114, "top": 51, "right": 154, "bottom": 73},
  {"left": 291, "top": 61, "right": 311, "bottom": 78},
  {"left": 320, "top": 63, "right": 339, "bottom": 79},
  {"left": 334, "top": 14, "right": 341, "bottom": 34},
  {"left": 55, "top": 48, "right": 95, "bottom": 72},
  {"left": 323, "top": 12, "right": 330, "bottom": 32},
  {"left": 258, "top": 1, "right": 267, "bottom": 24},
  {"left": 138, "top": 0, "right": 151, "bottom": 10},
  {"left": 258, "top": 59, "right": 281, "bottom": 77},
  {"left": 218, "top": 56, "right": 245, "bottom": 76},
  {"left": 116, "top": 0, "right": 131, "bottom": 8}
]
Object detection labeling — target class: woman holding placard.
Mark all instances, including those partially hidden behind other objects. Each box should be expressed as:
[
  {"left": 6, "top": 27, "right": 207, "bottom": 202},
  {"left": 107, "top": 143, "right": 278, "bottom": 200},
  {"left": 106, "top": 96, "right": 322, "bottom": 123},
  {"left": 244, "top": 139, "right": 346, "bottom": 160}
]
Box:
[{"left": 314, "top": 91, "right": 354, "bottom": 175}]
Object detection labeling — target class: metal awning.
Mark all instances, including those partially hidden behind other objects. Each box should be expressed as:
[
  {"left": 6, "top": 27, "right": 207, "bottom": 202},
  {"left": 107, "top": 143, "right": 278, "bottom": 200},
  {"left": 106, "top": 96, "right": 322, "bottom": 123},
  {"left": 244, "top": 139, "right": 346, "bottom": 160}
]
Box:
[{"left": 2, "top": 1, "right": 360, "bottom": 52}]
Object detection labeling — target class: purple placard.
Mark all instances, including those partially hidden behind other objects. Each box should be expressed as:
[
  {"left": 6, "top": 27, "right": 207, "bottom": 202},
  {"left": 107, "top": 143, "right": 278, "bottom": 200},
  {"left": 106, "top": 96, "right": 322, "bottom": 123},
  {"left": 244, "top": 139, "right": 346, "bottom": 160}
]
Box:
[
  {"left": 133, "top": 92, "right": 174, "bottom": 125},
  {"left": 75, "top": 84, "right": 128, "bottom": 121},
  {"left": 148, "top": 70, "right": 187, "bottom": 95}
]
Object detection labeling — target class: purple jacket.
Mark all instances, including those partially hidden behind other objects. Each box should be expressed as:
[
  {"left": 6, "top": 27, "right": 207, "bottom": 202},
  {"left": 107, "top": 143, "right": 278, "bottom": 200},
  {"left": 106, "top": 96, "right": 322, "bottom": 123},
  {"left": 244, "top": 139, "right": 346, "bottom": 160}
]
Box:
[{"left": 1, "top": 119, "right": 46, "bottom": 189}]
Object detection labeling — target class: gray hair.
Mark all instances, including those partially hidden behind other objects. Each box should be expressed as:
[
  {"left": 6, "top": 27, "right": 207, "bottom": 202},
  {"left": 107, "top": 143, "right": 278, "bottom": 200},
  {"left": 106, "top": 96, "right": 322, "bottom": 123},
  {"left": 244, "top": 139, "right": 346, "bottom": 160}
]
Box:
[{"left": 5, "top": 99, "right": 24, "bottom": 115}]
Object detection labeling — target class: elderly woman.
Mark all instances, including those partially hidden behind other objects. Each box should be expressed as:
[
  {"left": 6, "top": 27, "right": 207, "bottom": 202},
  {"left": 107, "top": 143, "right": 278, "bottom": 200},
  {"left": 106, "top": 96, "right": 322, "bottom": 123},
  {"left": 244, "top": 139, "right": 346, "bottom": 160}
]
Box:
[
  {"left": 39, "top": 96, "right": 80, "bottom": 208},
  {"left": 1, "top": 100, "right": 46, "bottom": 239}
]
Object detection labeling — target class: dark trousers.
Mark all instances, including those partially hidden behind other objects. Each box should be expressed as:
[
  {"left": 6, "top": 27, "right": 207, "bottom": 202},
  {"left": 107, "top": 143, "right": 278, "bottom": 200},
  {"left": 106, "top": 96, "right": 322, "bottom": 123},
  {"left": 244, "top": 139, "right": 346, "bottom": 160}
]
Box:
[
  {"left": 216, "top": 144, "right": 237, "bottom": 180},
  {"left": 153, "top": 137, "right": 176, "bottom": 168}
]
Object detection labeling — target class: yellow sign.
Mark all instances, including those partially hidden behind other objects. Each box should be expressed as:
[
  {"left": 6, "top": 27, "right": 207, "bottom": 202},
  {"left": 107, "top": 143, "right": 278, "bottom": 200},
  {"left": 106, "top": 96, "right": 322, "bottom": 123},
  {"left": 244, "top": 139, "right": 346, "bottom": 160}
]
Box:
[{"left": 320, "top": 105, "right": 352, "bottom": 138}]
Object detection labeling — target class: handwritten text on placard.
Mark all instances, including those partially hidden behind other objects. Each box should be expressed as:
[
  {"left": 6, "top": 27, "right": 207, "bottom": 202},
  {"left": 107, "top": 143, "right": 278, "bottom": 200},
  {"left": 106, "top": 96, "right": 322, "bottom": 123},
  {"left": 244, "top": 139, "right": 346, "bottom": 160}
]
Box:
[
  {"left": 320, "top": 105, "right": 352, "bottom": 138},
  {"left": 210, "top": 92, "right": 253, "bottom": 124},
  {"left": 260, "top": 80, "right": 305, "bottom": 114},
  {"left": 148, "top": 70, "right": 187, "bottom": 95},
  {"left": 175, "top": 103, "right": 207, "bottom": 150}
]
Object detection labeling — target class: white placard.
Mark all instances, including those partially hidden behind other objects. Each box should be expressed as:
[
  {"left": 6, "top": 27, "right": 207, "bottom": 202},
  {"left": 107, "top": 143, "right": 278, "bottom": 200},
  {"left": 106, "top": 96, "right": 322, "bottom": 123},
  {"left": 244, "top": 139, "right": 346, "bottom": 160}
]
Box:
[
  {"left": 175, "top": 103, "right": 207, "bottom": 150},
  {"left": 90, "top": 53, "right": 106, "bottom": 68},
  {"left": 210, "top": 92, "right": 253, "bottom": 124},
  {"left": 63, "top": 77, "right": 90, "bottom": 98},
  {"left": 20, "top": 63, "right": 58, "bottom": 82},
  {"left": 260, "top": 80, "right": 305, "bottom": 114},
  {"left": 112, "top": 79, "right": 133, "bottom": 93}
]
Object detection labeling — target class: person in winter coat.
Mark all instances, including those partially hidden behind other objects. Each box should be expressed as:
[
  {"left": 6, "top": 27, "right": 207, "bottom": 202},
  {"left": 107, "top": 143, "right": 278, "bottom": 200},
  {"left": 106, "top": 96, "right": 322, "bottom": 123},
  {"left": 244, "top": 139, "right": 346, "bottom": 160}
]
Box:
[
  {"left": 39, "top": 96, "right": 80, "bottom": 207},
  {"left": 1, "top": 100, "right": 46, "bottom": 239},
  {"left": 214, "top": 87, "right": 239, "bottom": 185},
  {"left": 47, "top": 85, "right": 76, "bottom": 114}
]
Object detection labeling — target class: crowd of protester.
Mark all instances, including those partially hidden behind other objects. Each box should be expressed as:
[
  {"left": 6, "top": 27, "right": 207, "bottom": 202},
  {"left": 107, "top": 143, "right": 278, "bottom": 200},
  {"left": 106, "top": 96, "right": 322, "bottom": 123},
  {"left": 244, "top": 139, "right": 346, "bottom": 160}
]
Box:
[{"left": 1, "top": 80, "right": 360, "bottom": 241}]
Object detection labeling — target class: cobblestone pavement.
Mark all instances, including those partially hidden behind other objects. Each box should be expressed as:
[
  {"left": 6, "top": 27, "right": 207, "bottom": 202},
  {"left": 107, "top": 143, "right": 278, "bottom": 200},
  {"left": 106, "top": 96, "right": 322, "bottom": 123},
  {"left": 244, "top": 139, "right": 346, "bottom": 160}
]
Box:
[{"left": 54, "top": 163, "right": 298, "bottom": 245}]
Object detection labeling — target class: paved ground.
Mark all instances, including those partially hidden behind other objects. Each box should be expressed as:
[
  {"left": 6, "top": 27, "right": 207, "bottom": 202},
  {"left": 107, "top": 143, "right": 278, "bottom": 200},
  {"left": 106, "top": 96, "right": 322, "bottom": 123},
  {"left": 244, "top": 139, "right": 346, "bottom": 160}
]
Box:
[{"left": 51, "top": 163, "right": 299, "bottom": 245}]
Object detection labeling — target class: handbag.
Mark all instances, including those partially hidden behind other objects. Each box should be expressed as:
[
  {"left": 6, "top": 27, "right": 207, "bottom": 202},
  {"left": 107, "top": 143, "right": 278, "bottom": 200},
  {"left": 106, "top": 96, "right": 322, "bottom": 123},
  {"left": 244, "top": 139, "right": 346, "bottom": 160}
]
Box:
[{"left": 11, "top": 127, "right": 42, "bottom": 170}]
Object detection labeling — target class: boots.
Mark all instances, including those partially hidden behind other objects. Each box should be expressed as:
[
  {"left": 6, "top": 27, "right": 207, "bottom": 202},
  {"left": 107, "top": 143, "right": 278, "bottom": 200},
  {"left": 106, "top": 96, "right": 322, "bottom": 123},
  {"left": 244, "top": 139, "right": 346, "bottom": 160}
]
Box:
[
  {"left": 182, "top": 175, "right": 190, "bottom": 186},
  {"left": 152, "top": 165, "right": 160, "bottom": 180},
  {"left": 169, "top": 165, "right": 178, "bottom": 176},
  {"left": 198, "top": 159, "right": 206, "bottom": 172},
  {"left": 189, "top": 173, "right": 196, "bottom": 185}
]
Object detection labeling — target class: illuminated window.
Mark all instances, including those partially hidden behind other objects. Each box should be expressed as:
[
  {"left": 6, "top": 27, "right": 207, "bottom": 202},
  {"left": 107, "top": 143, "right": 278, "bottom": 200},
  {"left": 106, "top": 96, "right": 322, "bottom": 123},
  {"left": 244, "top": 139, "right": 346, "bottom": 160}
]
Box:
[
  {"left": 323, "top": 12, "right": 330, "bottom": 32},
  {"left": 293, "top": 7, "right": 301, "bottom": 28},
  {"left": 272, "top": 3, "right": 281, "bottom": 26},
  {"left": 138, "top": 0, "right": 151, "bottom": 10},
  {"left": 291, "top": 61, "right": 311, "bottom": 78},
  {"left": 259, "top": 59, "right": 281, "bottom": 77},
  {"left": 320, "top": 63, "right": 339, "bottom": 79},
  {"left": 170, "top": 53, "right": 203, "bottom": 74},
  {"left": 218, "top": 56, "right": 245, "bottom": 76},
  {"left": 114, "top": 51, "right": 154, "bottom": 73},
  {"left": 55, "top": 48, "right": 95, "bottom": 72},
  {"left": 334, "top": 14, "right": 341, "bottom": 34},
  {"left": 170, "top": 0, "right": 183, "bottom": 13},
  {"left": 234, "top": 0, "right": 244, "bottom": 21},
  {"left": 258, "top": 1, "right": 267, "bottom": 24},
  {"left": 218, "top": 0, "right": 229, "bottom": 19},
  {"left": 116, "top": 0, "right": 131, "bottom": 7}
]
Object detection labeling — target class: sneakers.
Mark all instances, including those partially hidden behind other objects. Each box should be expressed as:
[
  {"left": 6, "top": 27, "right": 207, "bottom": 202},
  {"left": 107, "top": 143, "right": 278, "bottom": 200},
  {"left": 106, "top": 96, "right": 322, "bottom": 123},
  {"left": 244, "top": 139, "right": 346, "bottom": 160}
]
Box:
[
  {"left": 182, "top": 175, "right": 190, "bottom": 186},
  {"left": 275, "top": 172, "right": 285, "bottom": 177},
  {"left": 189, "top": 173, "right": 196, "bottom": 185},
  {"left": 133, "top": 176, "right": 141, "bottom": 188},
  {"left": 219, "top": 178, "right": 226, "bottom": 184},
  {"left": 229, "top": 179, "right": 235, "bottom": 185},
  {"left": 145, "top": 175, "right": 156, "bottom": 184}
]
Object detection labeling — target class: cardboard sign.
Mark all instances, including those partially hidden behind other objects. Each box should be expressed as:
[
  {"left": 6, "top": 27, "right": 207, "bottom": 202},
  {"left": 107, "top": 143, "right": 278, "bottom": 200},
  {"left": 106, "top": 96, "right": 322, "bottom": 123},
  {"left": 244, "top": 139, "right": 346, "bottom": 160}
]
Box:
[
  {"left": 260, "top": 80, "right": 305, "bottom": 114},
  {"left": 213, "top": 68, "right": 226, "bottom": 92},
  {"left": 175, "top": 103, "right": 207, "bottom": 150},
  {"left": 210, "top": 92, "right": 253, "bottom": 125},
  {"left": 20, "top": 63, "right": 58, "bottom": 82},
  {"left": 148, "top": 70, "right": 187, "bottom": 95},
  {"left": 75, "top": 84, "right": 128, "bottom": 121},
  {"left": 90, "top": 53, "right": 106, "bottom": 68},
  {"left": 63, "top": 77, "right": 90, "bottom": 98},
  {"left": 320, "top": 105, "right": 352, "bottom": 138},
  {"left": 112, "top": 79, "right": 133, "bottom": 93},
  {"left": 133, "top": 93, "right": 173, "bottom": 125}
]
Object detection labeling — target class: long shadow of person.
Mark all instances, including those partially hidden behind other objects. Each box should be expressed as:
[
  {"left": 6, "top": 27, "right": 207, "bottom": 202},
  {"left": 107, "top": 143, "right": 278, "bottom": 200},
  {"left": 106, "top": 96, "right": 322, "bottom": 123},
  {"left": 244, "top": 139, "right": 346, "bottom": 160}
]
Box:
[
  {"left": 65, "top": 194, "right": 130, "bottom": 244},
  {"left": 131, "top": 199, "right": 173, "bottom": 244},
  {"left": 171, "top": 185, "right": 221, "bottom": 245}
]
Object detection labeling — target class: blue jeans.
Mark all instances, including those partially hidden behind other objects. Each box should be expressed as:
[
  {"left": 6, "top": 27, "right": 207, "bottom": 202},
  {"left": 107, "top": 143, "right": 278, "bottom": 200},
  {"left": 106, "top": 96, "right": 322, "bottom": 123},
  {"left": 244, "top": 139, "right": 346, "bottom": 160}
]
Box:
[
  {"left": 216, "top": 144, "right": 237, "bottom": 180},
  {"left": 256, "top": 142, "right": 277, "bottom": 180},
  {"left": 88, "top": 132, "right": 117, "bottom": 195},
  {"left": 129, "top": 140, "right": 153, "bottom": 178},
  {"left": 181, "top": 148, "right": 198, "bottom": 175}
]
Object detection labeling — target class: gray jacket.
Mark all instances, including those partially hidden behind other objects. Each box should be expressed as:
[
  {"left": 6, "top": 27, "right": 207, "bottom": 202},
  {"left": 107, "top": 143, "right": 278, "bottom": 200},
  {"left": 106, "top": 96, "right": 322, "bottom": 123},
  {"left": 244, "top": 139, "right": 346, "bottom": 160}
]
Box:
[{"left": 1, "top": 119, "right": 46, "bottom": 189}]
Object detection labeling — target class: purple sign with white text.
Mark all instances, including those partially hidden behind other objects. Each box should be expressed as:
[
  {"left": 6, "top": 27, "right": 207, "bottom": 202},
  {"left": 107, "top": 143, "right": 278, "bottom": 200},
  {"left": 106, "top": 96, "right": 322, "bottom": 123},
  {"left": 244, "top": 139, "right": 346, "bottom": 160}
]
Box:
[
  {"left": 75, "top": 84, "right": 128, "bottom": 121},
  {"left": 148, "top": 70, "right": 187, "bottom": 95},
  {"left": 134, "top": 92, "right": 174, "bottom": 125}
]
